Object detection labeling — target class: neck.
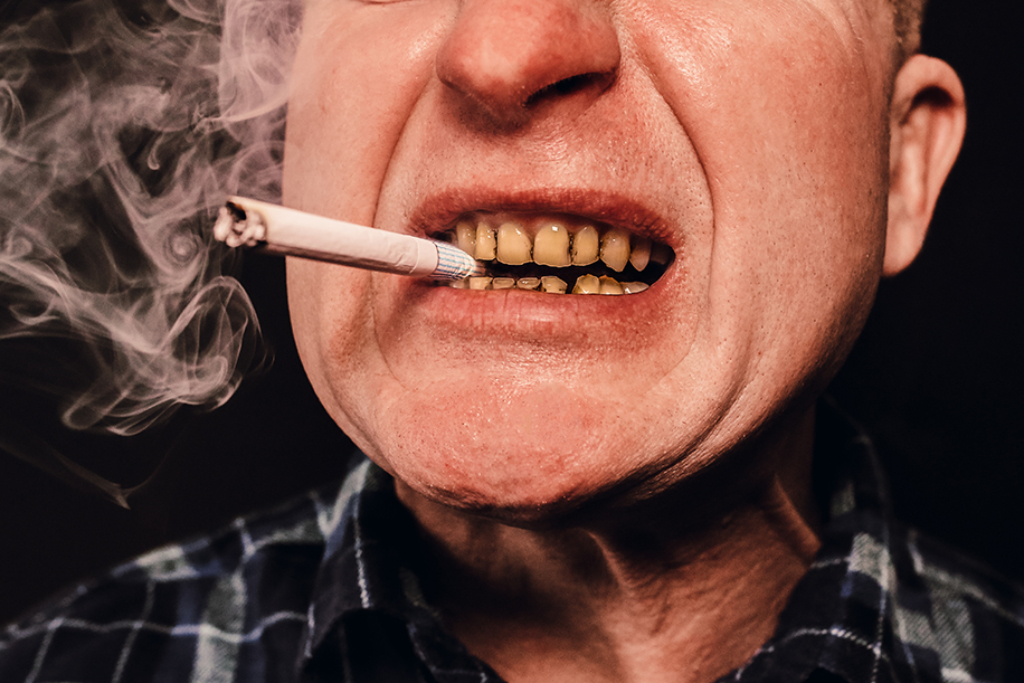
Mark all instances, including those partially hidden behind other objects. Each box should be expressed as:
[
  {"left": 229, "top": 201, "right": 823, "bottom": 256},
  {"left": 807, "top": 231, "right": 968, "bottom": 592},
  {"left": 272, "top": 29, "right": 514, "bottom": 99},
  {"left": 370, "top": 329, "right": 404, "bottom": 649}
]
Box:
[{"left": 395, "top": 407, "right": 822, "bottom": 683}]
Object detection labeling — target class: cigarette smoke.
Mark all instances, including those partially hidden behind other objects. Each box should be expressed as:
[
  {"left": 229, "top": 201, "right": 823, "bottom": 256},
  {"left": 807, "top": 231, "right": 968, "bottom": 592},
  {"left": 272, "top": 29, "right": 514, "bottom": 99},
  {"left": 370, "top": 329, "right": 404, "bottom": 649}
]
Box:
[{"left": 0, "top": 0, "right": 301, "bottom": 496}]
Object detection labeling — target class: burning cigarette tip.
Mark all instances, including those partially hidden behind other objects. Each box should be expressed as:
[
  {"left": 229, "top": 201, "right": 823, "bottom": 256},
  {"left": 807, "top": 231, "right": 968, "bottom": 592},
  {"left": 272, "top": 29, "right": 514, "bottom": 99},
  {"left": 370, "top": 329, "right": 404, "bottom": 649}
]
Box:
[{"left": 213, "top": 202, "right": 266, "bottom": 248}]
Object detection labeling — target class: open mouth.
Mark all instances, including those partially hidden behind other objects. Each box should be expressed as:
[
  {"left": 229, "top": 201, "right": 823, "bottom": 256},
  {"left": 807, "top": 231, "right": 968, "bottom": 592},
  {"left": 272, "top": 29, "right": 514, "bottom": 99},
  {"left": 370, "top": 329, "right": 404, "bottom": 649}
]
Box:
[{"left": 437, "top": 212, "right": 674, "bottom": 295}]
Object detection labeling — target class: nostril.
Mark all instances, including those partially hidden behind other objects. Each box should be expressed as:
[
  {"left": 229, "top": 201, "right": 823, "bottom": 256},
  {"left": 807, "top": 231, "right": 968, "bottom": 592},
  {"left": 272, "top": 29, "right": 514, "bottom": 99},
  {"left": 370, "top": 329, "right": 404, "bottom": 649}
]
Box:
[
  {"left": 525, "top": 72, "right": 610, "bottom": 108},
  {"left": 435, "top": 1, "right": 621, "bottom": 125}
]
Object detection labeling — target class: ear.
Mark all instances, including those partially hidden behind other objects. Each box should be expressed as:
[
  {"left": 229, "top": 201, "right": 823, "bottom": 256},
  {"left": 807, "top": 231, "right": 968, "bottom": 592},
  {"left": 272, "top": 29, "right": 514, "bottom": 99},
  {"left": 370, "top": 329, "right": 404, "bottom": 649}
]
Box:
[{"left": 883, "top": 55, "right": 966, "bottom": 276}]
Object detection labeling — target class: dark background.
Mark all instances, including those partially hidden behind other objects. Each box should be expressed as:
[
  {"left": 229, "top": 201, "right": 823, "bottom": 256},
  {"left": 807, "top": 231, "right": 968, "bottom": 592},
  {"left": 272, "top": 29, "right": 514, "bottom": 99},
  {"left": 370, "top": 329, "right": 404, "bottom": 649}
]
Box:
[{"left": 1, "top": 0, "right": 1022, "bottom": 624}]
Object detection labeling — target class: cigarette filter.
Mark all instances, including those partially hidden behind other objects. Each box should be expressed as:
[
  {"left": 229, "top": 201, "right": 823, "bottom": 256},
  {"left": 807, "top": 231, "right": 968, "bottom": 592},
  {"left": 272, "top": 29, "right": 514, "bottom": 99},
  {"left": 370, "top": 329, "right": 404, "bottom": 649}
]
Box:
[{"left": 213, "top": 196, "right": 483, "bottom": 281}]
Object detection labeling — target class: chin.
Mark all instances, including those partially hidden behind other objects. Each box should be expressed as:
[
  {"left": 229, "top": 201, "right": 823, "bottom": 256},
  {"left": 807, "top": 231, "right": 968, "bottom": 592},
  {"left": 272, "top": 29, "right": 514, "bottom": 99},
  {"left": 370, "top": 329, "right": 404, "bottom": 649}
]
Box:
[{"left": 363, "top": 386, "right": 660, "bottom": 523}]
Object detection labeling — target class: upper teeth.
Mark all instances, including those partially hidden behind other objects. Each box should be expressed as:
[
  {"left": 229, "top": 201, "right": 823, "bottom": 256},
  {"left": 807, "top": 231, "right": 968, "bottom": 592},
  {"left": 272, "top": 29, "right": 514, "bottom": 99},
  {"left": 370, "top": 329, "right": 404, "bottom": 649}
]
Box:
[
  {"left": 534, "top": 222, "right": 572, "bottom": 267},
  {"left": 466, "top": 218, "right": 659, "bottom": 269},
  {"left": 570, "top": 224, "right": 600, "bottom": 266},
  {"left": 599, "top": 227, "right": 631, "bottom": 272},
  {"left": 496, "top": 222, "right": 532, "bottom": 265}
]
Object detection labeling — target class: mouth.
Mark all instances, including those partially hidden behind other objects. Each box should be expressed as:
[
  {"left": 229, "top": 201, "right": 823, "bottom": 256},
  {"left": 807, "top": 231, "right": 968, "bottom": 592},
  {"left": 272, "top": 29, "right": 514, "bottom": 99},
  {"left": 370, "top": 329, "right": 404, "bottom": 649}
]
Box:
[{"left": 434, "top": 211, "right": 675, "bottom": 295}]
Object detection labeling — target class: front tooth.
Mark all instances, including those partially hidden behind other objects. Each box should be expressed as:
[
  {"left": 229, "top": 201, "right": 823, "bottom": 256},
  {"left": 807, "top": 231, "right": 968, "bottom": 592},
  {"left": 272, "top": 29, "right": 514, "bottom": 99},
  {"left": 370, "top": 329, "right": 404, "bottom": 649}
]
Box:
[
  {"left": 540, "top": 275, "right": 567, "bottom": 294},
  {"left": 468, "top": 276, "right": 492, "bottom": 290},
  {"left": 448, "top": 278, "right": 468, "bottom": 289},
  {"left": 629, "top": 237, "right": 651, "bottom": 271},
  {"left": 533, "top": 222, "right": 571, "bottom": 267},
  {"left": 456, "top": 221, "right": 477, "bottom": 254},
  {"left": 571, "top": 225, "right": 599, "bottom": 266},
  {"left": 496, "top": 222, "right": 531, "bottom": 265},
  {"left": 475, "top": 223, "right": 496, "bottom": 260},
  {"left": 599, "top": 276, "right": 624, "bottom": 295},
  {"left": 600, "top": 228, "right": 630, "bottom": 272},
  {"left": 492, "top": 277, "right": 515, "bottom": 290},
  {"left": 572, "top": 274, "right": 601, "bottom": 294},
  {"left": 621, "top": 281, "right": 649, "bottom": 294},
  {"left": 516, "top": 277, "right": 541, "bottom": 291}
]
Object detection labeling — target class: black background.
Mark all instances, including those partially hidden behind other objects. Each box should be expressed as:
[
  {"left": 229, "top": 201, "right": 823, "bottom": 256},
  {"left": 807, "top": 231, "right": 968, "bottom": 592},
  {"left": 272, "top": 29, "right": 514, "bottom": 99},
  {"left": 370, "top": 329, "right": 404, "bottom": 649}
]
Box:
[{"left": 1, "top": 0, "right": 1022, "bottom": 623}]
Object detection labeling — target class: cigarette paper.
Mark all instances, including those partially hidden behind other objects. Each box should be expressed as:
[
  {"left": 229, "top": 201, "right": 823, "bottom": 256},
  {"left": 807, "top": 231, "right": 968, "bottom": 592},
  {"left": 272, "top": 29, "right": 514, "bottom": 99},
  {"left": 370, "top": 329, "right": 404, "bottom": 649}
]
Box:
[{"left": 213, "top": 196, "right": 483, "bottom": 281}]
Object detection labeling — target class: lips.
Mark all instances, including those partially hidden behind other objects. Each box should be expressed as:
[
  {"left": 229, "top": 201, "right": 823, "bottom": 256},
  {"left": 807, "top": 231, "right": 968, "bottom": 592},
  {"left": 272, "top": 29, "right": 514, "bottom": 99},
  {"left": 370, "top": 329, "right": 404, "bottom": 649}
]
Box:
[{"left": 408, "top": 189, "right": 679, "bottom": 296}]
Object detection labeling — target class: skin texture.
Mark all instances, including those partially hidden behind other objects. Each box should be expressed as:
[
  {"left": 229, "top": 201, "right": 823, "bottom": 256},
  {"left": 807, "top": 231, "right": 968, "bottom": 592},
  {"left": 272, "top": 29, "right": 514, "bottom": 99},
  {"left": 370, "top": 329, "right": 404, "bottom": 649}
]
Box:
[{"left": 283, "top": 0, "right": 965, "bottom": 680}]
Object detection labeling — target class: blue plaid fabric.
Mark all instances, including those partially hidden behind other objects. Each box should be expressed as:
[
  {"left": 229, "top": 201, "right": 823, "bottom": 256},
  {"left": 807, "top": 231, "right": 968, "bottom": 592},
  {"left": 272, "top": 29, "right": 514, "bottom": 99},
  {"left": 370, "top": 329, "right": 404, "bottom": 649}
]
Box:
[{"left": 2, "top": 405, "right": 1023, "bottom": 682}]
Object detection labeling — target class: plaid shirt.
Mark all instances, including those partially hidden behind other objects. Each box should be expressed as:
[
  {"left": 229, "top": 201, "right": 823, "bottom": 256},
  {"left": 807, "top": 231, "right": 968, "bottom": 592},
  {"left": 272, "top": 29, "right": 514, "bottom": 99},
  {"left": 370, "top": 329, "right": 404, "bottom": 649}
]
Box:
[{"left": 3, "top": 405, "right": 1023, "bottom": 683}]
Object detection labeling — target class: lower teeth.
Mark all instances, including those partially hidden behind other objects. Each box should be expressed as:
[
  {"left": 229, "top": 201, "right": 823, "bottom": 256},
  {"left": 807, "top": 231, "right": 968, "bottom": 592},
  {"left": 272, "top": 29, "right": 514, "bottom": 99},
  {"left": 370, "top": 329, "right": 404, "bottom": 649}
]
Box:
[{"left": 450, "top": 274, "right": 648, "bottom": 295}]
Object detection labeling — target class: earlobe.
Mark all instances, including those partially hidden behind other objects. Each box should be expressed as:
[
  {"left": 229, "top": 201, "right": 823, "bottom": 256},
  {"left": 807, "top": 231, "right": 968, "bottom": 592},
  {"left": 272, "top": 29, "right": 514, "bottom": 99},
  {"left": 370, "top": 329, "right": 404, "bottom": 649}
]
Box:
[{"left": 883, "top": 55, "right": 966, "bottom": 276}]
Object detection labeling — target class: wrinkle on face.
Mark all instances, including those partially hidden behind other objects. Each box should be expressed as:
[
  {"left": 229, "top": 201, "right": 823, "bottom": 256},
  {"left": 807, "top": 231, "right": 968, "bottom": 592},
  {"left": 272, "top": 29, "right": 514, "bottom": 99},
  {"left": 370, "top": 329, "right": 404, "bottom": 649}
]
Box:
[{"left": 617, "top": 0, "right": 890, "bottom": 455}]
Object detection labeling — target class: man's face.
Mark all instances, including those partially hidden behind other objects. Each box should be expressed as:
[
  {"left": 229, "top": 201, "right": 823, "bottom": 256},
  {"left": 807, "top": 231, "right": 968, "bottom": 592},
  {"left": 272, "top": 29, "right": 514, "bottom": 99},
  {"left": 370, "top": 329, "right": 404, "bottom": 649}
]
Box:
[{"left": 284, "top": 0, "right": 897, "bottom": 518}]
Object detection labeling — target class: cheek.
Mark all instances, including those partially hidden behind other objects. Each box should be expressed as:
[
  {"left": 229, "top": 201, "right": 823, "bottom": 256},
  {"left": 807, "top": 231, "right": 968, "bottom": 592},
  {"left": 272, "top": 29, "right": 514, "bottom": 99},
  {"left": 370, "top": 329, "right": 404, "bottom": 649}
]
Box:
[
  {"left": 283, "top": 3, "right": 452, "bottom": 222},
  {"left": 282, "top": 3, "right": 456, "bottom": 444},
  {"left": 631, "top": 0, "right": 891, "bottom": 392},
  {"left": 634, "top": 1, "right": 891, "bottom": 226},
  {"left": 285, "top": 259, "right": 380, "bottom": 444}
]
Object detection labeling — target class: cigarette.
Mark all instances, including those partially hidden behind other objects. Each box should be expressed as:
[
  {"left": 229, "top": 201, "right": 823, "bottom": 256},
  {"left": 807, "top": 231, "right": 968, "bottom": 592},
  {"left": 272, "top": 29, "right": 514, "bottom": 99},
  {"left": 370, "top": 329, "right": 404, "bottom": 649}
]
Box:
[{"left": 212, "top": 196, "right": 483, "bottom": 281}]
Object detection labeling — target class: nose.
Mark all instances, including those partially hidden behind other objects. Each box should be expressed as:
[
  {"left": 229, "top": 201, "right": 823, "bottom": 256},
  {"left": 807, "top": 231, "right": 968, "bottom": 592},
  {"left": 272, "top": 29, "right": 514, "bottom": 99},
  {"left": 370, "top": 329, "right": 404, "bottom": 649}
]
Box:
[{"left": 435, "top": 0, "right": 620, "bottom": 127}]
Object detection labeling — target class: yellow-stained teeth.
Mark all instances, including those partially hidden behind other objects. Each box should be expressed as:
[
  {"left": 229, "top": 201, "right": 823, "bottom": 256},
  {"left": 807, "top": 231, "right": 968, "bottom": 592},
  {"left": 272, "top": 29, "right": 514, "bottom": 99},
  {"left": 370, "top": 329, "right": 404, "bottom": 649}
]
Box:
[
  {"left": 630, "top": 236, "right": 651, "bottom": 271},
  {"left": 573, "top": 274, "right": 601, "bottom": 294},
  {"left": 475, "top": 223, "right": 496, "bottom": 260},
  {"left": 600, "top": 227, "right": 630, "bottom": 272},
  {"left": 496, "top": 222, "right": 531, "bottom": 265},
  {"left": 533, "top": 222, "right": 571, "bottom": 267},
  {"left": 599, "top": 276, "right": 624, "bottom": 295},
  {"left": 541, "top": 275, "right": 567, "bottom": 294},
  {"left": 456, "top": 221, "right": 476, "bottom": 255},
  {"left": 516, "top": 277, "right": 541, "bottom": 291},
  {"left": 442, "top": 218, "right": 671, "bottom": 294},
  {"left": 444, "top": 275, "right": 649, "bottom": 295},
  {"left": 492, "top": 277, "right": 515, "bottom": 290},
  {"left": 571, "top": 225, "right": 599, "bottom": 266}
]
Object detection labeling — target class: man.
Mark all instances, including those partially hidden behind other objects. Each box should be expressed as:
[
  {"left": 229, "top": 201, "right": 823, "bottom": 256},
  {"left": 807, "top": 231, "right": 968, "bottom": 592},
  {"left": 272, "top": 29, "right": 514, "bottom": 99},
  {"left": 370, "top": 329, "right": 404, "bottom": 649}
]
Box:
[{"left": 1, "top": 0, "right": 1018, "bottom": 682}]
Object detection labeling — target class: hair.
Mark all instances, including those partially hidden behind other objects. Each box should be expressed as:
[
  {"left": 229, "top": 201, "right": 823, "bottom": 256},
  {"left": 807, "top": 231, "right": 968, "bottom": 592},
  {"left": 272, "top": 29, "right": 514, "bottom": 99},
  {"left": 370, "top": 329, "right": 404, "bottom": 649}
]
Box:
[{"left": 891, "top": 0, "right": 928, "bottom": 62}]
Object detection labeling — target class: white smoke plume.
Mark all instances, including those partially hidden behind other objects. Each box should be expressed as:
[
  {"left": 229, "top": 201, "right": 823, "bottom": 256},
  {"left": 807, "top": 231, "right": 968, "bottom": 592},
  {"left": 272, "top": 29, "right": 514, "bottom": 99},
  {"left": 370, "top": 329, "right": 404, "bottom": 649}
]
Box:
[{"left": 0, "top": 0, "right": 301, "bottom": 500}]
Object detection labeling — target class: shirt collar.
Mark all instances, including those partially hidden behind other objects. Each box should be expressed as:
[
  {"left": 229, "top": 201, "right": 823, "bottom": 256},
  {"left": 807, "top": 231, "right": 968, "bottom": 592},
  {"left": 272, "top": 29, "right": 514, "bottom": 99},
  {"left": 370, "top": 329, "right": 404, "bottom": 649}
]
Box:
[
  {"left": 302, "top": 460, "right": 434, "bottom": 658},
  {"left": 731, "top": 398, "right": 914, "bottom": 683}
]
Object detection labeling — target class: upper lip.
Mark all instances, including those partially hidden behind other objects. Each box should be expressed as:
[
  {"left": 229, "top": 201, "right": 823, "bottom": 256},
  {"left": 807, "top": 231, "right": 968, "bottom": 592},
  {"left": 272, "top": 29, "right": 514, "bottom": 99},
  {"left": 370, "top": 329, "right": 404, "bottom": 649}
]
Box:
[{"left": 407, "top": 186, "right": 677, "bottom": 248}]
